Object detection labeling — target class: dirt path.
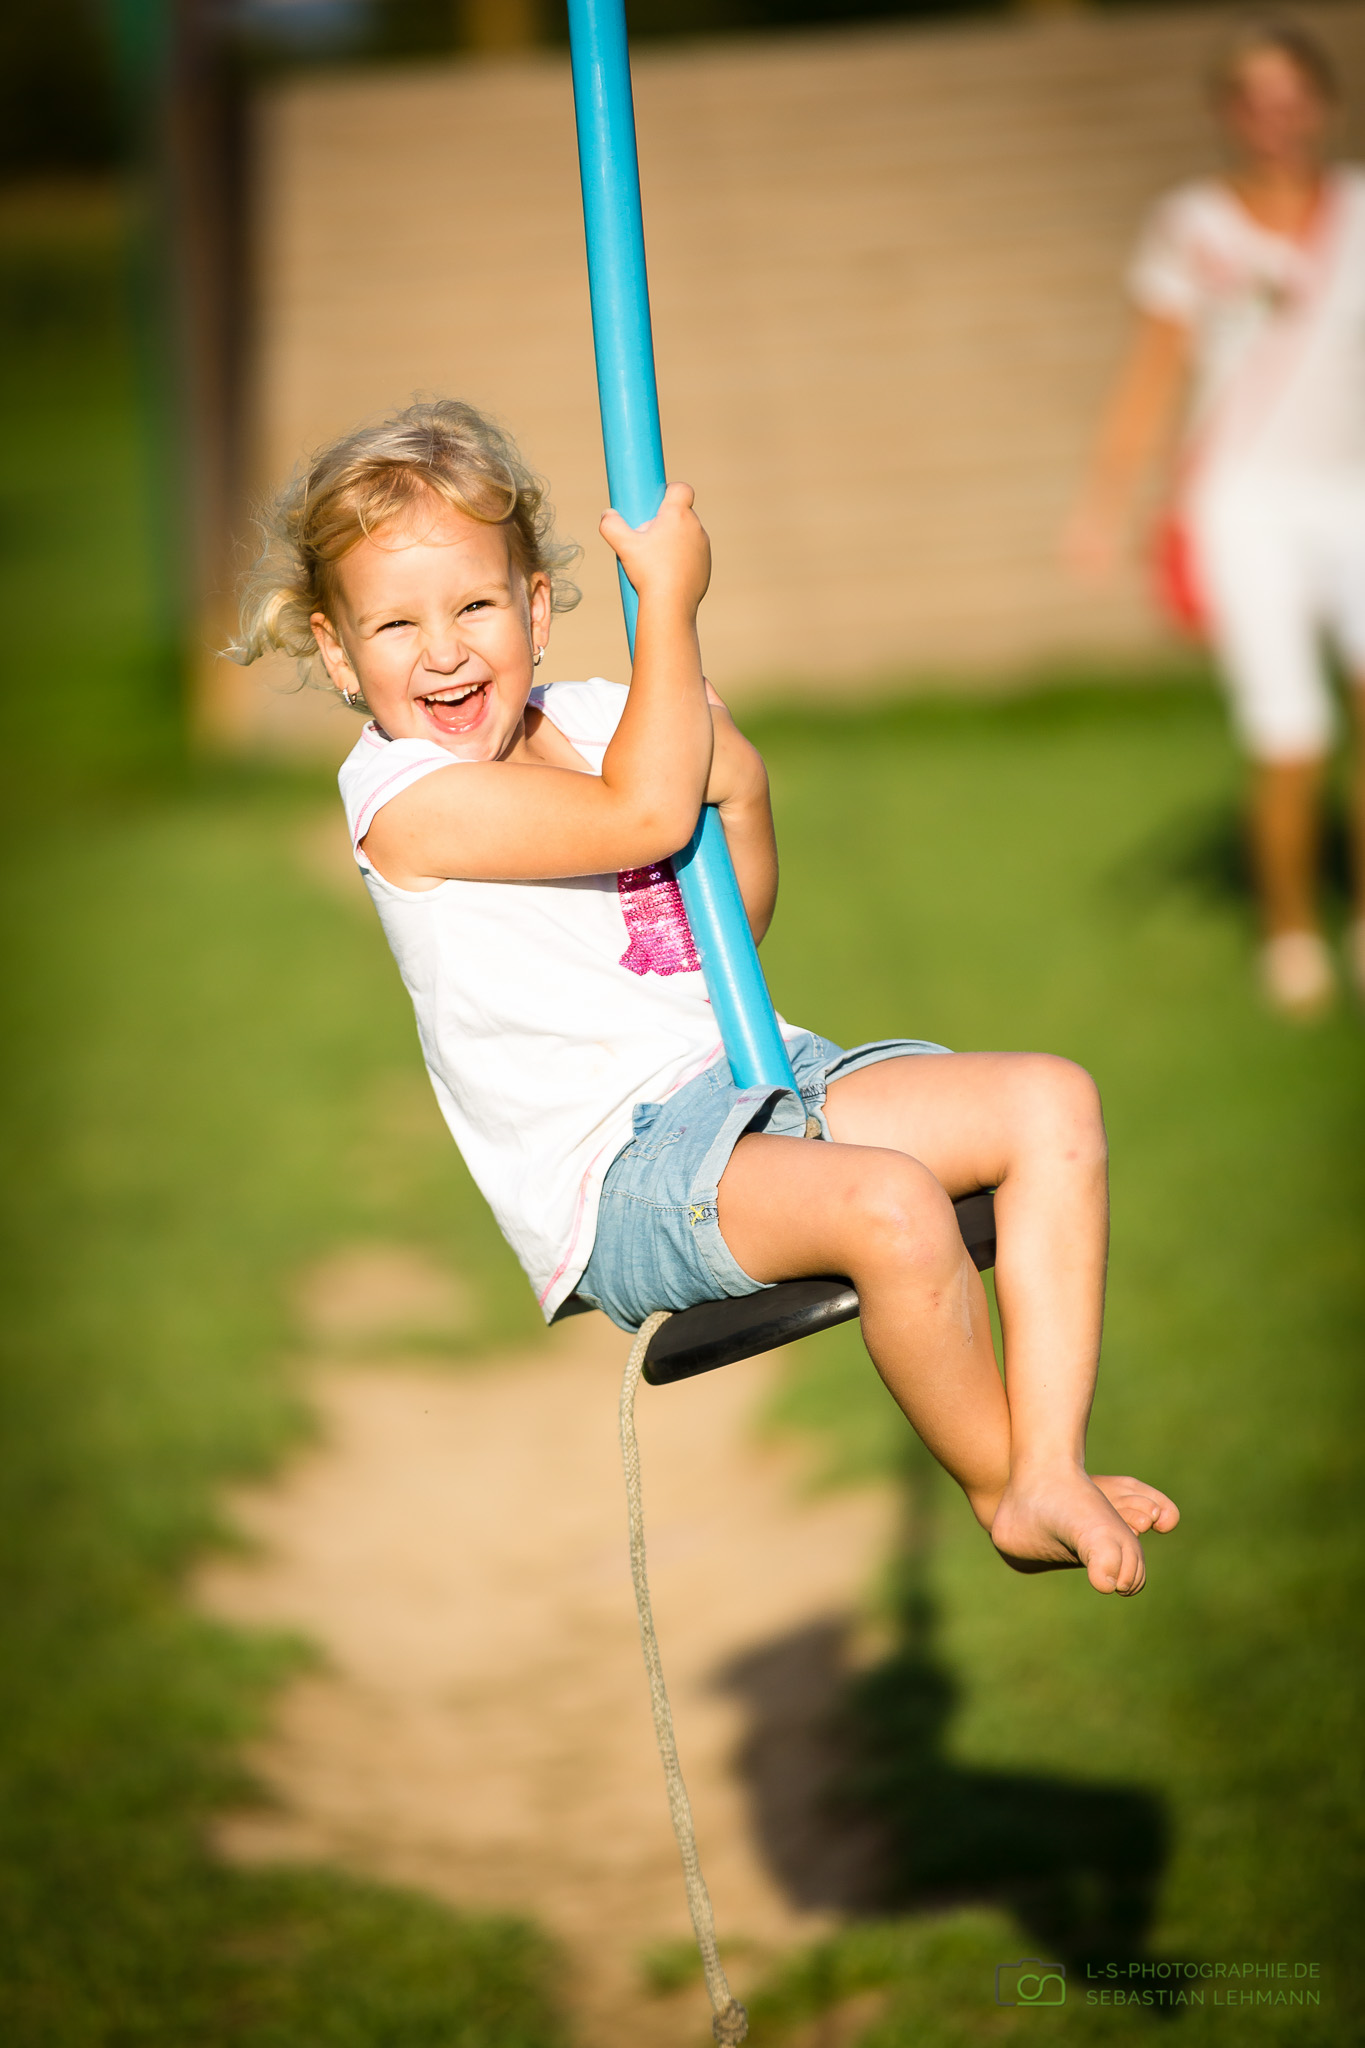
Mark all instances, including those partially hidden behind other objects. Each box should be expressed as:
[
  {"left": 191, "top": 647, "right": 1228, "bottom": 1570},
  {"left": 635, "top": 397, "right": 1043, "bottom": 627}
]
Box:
[{"left": 198, "top": 1299, "right": 894, "bottom": 2047}]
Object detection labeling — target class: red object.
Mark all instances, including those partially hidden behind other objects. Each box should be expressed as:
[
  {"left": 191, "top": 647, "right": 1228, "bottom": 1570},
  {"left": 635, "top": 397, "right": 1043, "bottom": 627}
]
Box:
[{"left": 1152, "top": 510, "right": 1206, "bottom": 638}]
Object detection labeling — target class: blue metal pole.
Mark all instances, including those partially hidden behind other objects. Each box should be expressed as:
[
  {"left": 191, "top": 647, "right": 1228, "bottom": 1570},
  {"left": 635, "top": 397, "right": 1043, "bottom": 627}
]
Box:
[{"left": 567, "top": 0, "right": 797, "bottom": 1095}]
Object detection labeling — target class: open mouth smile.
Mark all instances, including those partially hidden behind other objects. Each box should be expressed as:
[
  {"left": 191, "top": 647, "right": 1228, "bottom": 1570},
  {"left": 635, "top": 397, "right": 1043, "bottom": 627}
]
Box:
[{"left": 420, "top": 679, "right": 491, "bottom": 734}]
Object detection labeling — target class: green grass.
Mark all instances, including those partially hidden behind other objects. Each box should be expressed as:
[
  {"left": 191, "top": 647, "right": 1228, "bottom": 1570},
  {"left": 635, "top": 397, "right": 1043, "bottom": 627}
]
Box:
[
  {"left": 0, "top": 194, "right": 561, "bottom": 2046},
  {"left": 739, "top": 690, "right": 1364, "bottom": 2039},
  {"left": 1, "top": 194, "right": 1361, "bottom": 2043}
]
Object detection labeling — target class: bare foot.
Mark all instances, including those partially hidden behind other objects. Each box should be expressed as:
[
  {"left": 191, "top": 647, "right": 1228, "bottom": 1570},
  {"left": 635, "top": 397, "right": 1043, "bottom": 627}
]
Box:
[{"left": 989, "top": 1464, "right": 1175, "bottom": 1595}]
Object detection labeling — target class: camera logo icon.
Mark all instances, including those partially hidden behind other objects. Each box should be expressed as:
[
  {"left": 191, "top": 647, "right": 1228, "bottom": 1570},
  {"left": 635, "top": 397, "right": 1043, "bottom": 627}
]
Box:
[{"left": 995, "top": 1959, "right": 1067, "bottom": 2006}]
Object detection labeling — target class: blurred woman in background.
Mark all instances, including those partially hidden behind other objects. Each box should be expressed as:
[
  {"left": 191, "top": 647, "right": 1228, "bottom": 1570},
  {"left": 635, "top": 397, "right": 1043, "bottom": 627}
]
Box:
[{"left": 1069, "top": 21, "right": 1365, "bottom": 1017}]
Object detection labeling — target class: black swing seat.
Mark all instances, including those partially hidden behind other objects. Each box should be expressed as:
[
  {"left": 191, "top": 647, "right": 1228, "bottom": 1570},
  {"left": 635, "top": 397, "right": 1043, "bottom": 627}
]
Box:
[{"left": 556, "top": 1189, "right": 996, "bottom": 1388}]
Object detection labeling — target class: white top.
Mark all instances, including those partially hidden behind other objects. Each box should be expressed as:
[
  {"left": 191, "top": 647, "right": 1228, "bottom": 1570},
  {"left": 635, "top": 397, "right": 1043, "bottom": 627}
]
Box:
[
  {"left": 1128, "top": 168, "right": 1365, "bottom": 481},
  {"left": 338, "top": 677, "right": 797, "bottom": 1319}
]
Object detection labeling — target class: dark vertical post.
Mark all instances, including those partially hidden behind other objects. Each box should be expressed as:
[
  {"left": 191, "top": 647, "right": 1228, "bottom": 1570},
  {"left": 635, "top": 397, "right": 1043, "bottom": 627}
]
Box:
[{"left": 105, "top": 0, "right": 252, "bottom": 706}]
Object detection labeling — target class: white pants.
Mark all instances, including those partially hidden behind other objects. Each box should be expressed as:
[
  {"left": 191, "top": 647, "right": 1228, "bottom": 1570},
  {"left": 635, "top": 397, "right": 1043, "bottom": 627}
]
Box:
[{"left": 1191, "top": 471, "right": 1365, "bottom": 761}]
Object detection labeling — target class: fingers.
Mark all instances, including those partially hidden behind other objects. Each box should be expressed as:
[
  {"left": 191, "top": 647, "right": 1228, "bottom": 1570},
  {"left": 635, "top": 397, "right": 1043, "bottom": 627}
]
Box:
[
  {"left": 598, "top": 480, "right": 698, "bottom": 548},
  {"left": 597, "top": 482, "right": 711, "bottom": 610},
  {"left": 597, "top": 506, "right": 631, "bottom": 553}
]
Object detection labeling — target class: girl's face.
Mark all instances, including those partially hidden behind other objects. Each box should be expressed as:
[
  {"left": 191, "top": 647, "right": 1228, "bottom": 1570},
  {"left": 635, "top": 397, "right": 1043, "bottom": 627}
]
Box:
[
  {"left": 312, "top": 495, "right": 552, "bottom": 760},
  {"left": 1221, "top": 49, "right": 1329, "bottom": 171}
]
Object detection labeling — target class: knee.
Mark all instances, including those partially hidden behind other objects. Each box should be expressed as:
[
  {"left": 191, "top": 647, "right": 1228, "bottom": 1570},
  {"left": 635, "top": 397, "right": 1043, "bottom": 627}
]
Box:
[
  {"left": 1014, "top": 1054, "right": 1108, "bottom": 1169},
  {"left": 843, "top": 1154, "right": 963, "bottom": 1282}
]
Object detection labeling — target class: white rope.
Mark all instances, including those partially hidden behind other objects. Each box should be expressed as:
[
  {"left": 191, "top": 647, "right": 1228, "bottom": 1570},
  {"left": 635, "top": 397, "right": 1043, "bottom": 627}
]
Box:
[{"left": 620, "top": 1313, "right": 749, "bottom": 2047}]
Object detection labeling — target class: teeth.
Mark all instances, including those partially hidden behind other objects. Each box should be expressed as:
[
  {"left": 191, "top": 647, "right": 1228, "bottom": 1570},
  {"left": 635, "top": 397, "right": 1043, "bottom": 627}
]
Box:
[{"left": 425, "top": 682, "right": 482, "bottom": 705}]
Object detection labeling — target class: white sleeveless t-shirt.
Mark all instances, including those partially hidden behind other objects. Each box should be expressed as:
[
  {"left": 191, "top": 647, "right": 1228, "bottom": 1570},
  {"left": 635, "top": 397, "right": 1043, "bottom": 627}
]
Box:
[{"left": 337, "top": 678, "right": 799, "bottom": 1318}]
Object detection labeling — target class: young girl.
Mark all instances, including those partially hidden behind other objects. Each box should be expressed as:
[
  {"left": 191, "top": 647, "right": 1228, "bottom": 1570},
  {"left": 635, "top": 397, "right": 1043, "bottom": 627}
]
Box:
[{"left": 236, "top": 399, "right": 1178, "bottom": 1597}]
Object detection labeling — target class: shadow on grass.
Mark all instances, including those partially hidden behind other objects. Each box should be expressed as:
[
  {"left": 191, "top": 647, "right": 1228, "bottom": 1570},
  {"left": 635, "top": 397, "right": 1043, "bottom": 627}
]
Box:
[
  {"left": 1108, "top": 791, "right": 1352, "bottom": 916},
  {"left": 715, "top": 1453, "right": 1170, "bottom": 1983}
]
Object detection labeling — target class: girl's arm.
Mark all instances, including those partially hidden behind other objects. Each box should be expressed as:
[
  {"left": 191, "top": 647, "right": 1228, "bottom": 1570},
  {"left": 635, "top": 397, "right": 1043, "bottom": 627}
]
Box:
[
  {"left": 365, "top": 485, "right": 714, "bottom": 884},
  {"left": 1064, "top": 313, "right": 1190, "bottom": 576},
  {"left": 704, "top": 686, "right": 778, "bottom": 943}
]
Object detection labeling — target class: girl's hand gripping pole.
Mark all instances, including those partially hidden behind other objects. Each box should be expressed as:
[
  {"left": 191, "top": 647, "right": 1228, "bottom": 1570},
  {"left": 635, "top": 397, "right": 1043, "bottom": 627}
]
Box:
[{"left": 566, "top": 0, "right": 798, "bottom": 1096}]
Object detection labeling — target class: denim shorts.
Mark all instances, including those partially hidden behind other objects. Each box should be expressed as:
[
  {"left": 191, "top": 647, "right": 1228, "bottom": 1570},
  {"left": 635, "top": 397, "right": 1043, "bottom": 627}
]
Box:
[{"left": 575, "top": 1029, "right": 950, "bottom": 1332}]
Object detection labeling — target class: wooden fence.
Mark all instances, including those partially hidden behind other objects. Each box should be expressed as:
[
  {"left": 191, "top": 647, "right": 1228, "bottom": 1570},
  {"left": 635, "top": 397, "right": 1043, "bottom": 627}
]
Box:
[{"left": 208, "top": 3, "right": 1365, "bottom": 752}]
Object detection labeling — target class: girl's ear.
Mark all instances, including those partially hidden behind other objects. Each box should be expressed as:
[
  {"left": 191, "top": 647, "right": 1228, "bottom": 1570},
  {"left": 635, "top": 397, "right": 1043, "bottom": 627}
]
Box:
[
  {"left": 527, "top": 571, "right": 553, "bottom": 658},
  {"left": 310, "top": 610, "right": 354, "bottom": 695}
]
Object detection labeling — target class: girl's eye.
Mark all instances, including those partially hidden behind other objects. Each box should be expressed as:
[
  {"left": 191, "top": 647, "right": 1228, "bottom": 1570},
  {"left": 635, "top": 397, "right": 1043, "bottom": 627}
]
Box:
[
  {"left": 462, "top": 599, "right": 491, "bottom": 615},
  {"left": 378, "top": 618, "right": 413, "bottom": 632}
]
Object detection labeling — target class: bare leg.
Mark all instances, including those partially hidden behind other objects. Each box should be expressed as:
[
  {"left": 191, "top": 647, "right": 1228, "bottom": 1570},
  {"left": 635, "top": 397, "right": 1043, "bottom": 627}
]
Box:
[
  {"left": 1341, "top": 682, "right": 1365, "bottom": 998},
  {"left": 1351, "top": 684, "right": 1365, "bottom": 928},
  {"left": 1249, "top": 753, "right": 1327, "bottom": 937},
  {"left": 824, "top": 1054, "right": 1176, "bottom": 1586},
  {"left": 717, "top": 1054, "right": 1178, "bottom": 1595},
  {"left": 718, "top": 1132, "right": 1013, "bottom": 1515}
]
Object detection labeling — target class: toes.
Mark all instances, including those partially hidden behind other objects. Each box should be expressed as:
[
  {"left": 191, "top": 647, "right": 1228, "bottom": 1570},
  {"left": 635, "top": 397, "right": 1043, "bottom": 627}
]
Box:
[
  {"left": 1084, "top": 1532, "right": 1127, "bottom": 1594},
  {"left": 1096, "top": 1476, "right": 1181, "bottom": 1537},
  {"left": 1129, "top": 1488, "right": 1178, "bottom": 1536},
  {"left": 1127, "top": 1480, "right": 1180, "bottom": 1533},
  {"left": 1113, "top": 1523, "right": 1146, "bottom": 1597},
  {"left": 1081, "top": 1505, "right": 1148, "bottom": 1596},
  {"left": 1087, "top": 1558, "right": 1121, "bottom": 1594}
]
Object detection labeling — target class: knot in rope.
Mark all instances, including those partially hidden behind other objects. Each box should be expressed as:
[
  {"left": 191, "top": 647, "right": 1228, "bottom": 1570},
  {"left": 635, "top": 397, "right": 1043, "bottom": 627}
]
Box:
[{"left": 712, "top": 1997, "right": 751, "bottom": 2045}]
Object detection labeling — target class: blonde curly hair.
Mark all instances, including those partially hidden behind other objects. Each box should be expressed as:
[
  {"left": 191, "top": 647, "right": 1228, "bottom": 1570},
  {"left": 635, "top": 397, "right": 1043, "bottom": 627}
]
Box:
[{"left": 230, "top": 397, "right": 581, "bottom": 675}]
